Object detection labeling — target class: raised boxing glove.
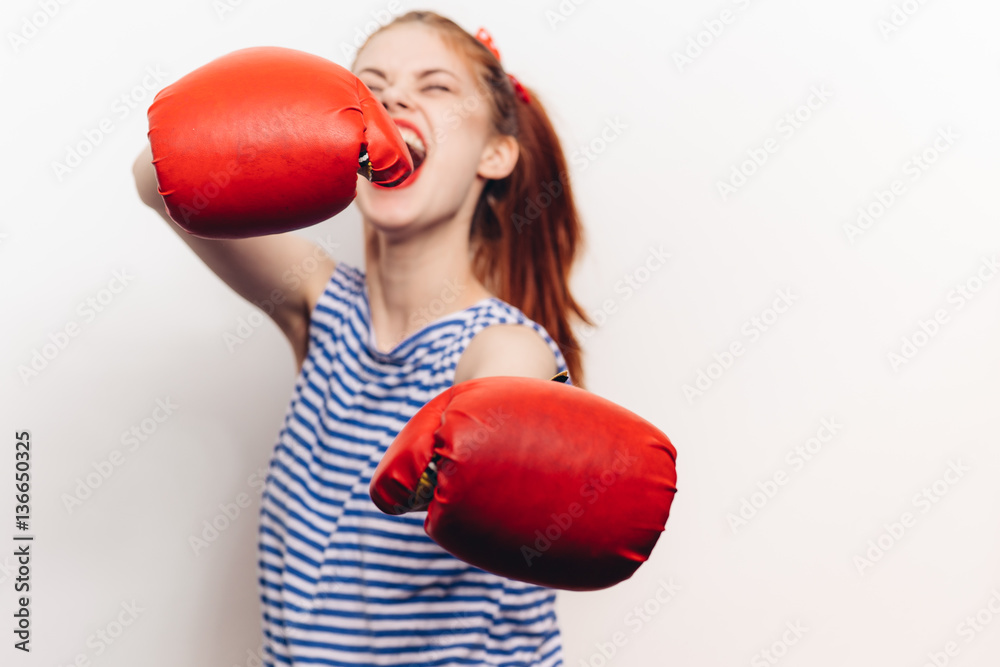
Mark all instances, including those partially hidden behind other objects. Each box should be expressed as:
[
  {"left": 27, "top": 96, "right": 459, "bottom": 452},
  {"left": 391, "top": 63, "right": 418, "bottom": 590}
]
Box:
[{"left": 146, "top": 46, "right": 412, "bottom": 238}]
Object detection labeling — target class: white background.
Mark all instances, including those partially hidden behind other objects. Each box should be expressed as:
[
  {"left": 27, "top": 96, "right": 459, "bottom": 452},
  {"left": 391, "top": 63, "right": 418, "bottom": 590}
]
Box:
[{"left": 2, "top": 0, "right": 1000, "bottom": 665}]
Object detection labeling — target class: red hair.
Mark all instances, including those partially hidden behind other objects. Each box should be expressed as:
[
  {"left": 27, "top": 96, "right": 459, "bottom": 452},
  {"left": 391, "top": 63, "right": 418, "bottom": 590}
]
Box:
[{"left": 356, "top": 11, "right": 593, "bottom": 388}]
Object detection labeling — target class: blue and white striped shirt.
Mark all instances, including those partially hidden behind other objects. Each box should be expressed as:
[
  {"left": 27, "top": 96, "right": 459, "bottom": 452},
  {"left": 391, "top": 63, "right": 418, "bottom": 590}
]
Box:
[{"left": 258, "top": 261, "right": 570, "bottom": 666}]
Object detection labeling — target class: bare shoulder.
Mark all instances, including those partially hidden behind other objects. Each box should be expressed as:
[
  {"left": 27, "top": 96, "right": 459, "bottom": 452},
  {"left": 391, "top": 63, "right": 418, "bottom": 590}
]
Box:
[{"left": 454, "top": 323, "right": 558, "bottom": 385}]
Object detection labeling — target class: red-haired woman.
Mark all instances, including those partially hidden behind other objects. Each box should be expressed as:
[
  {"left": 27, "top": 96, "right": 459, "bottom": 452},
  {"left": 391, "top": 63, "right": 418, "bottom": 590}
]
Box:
[{"left": 136, "top": 10, "right": 591, "bottom": 666}]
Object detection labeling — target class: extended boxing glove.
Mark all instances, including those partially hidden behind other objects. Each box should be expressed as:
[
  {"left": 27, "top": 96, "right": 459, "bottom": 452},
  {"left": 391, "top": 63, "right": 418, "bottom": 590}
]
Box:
[
  {"left": 369, "top": 373, "right": 678, "bottom": 591},
  {"left": 146, "top": 46, "right": 412, "bottom": 238}
]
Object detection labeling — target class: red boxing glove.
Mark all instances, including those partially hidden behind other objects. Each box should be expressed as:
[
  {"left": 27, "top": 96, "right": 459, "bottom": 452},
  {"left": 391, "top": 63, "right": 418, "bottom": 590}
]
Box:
[
  {"left": 146, "top": 46, "right": 412, "bottom": 238},
  {"left": 370, "top": 374, "right": 678, "bottom": 591}
]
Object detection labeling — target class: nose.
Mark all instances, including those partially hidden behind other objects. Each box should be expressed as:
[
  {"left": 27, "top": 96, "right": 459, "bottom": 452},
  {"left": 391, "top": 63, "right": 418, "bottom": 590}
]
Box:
[{"left": 378, "top": 84, "right": 411, "bottom": 113}]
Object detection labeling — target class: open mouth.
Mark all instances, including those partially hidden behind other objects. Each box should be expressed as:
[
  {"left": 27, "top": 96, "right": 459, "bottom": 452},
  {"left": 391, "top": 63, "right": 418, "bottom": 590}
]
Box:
[
  {"left": 398, "top": 126, "right": 426, "bottom": 172},
  {"left": 373, "top": 119, "right": 427, "bottom": 190}
]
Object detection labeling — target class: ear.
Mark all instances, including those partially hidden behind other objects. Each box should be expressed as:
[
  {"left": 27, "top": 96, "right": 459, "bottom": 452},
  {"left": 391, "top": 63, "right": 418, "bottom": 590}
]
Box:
[{"left": 477, "top": 134, "right": 519, "bottom": 180}]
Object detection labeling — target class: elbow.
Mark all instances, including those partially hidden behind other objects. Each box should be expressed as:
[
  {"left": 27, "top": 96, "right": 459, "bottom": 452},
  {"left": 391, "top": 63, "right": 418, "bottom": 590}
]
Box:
[{"left": 132, "top": 146, "right": 163, "bottom": 210}]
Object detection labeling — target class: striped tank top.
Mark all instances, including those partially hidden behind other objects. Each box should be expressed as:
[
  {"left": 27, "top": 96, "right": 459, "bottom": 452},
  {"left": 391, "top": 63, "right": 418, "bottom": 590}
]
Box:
[{"left": 258, "top": 261, "right": 570, "bottom": 666}]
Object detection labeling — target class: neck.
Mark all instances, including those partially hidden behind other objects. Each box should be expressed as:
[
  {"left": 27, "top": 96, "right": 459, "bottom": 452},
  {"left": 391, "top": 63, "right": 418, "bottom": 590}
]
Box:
[{"left": 362, "top": 215, "right": 492, "bottom": 353}]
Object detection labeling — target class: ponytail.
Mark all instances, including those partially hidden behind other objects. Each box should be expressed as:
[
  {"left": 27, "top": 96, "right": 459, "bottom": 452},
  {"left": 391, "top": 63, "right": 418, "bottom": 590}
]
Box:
[{"left": 470, "top": 86, "right": 592, "bottom": 389}]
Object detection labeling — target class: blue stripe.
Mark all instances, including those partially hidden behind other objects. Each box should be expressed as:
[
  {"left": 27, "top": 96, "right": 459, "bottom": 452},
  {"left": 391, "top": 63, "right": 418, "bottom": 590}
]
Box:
[
  {"left": 259, "top": 590, "right": 555, "bottom": 616},
  {"left": 260, "top": 600, "right": 556, "bottom": 628}
]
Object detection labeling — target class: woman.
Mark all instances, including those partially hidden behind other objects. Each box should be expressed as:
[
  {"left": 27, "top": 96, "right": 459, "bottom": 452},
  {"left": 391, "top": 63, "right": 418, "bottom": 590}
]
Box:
[{"left": 135, "top": 10, "right": 591, "bottom": 666}]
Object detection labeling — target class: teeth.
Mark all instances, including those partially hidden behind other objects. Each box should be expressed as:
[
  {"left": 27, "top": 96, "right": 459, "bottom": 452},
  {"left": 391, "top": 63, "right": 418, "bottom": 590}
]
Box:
[{"left": 398, "top": 127, "right": 426, "bottom": 156}]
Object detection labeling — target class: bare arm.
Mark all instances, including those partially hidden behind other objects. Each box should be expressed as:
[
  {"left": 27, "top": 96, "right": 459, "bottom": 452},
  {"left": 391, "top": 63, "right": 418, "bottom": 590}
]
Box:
[{"left": 132, "top": 145, "right": 335, "bottom": 368}]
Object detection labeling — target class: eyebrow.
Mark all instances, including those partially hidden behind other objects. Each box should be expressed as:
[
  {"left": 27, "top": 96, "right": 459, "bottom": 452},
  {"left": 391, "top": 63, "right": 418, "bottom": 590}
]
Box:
[
  {"left": 416, "top": 68, "right": 459, "bottom": 81},
  {"left": 356, "top": 67, "right": 460, "bottom": 81}
]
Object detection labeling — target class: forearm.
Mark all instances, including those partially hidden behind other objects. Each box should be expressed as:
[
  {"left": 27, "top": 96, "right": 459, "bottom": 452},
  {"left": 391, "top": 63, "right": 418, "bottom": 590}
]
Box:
[{"left": 131, "top": 145, "right": 334, "bottom": 337}]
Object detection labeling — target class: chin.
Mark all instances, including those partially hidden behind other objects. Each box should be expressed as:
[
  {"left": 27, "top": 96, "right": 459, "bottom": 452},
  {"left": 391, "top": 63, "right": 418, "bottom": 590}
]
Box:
[{"left": 357, "top": 187, "right": 422, "bottom": 231}]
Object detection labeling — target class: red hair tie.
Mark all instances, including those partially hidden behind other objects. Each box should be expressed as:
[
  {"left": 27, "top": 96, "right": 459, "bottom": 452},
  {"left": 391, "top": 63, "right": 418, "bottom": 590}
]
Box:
[{"left": 474, "top": 27, "right": 531, "bottom": 105}]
